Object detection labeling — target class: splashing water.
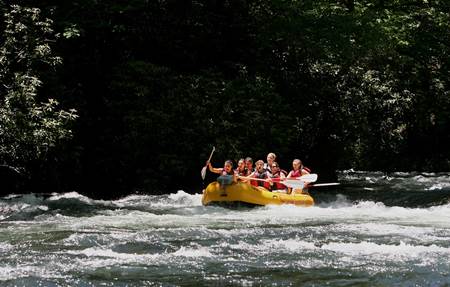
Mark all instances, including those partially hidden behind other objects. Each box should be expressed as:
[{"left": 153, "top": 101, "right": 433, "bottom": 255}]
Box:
[{"left": 1, "top": 172, "right": 450, "bottom": 286}]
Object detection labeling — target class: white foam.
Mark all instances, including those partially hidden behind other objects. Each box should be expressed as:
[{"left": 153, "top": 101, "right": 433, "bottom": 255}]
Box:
[
  {"left": 223, "top": 238, "right": 318, "bottom": 257},
  {"left": 62, "top": 230, "right": 160, "bottom": 248},
  {"left": 65, "top": 244, "right": 214, "bottom": 269},
  {"left": 64, "top": 247, "right": 162, "bottom": 269},
  {"left": 113, "top": 194, "right": 157, "bottom": 207},
  {"left": 70, "top": 247, "right": 143, "bottom": 259},
  {"left": 2, "top": 194, "right": 22, "bottom": 200},
  {"left": 173, "top": 246, "right": 213, "bottom": 257},
  {"left": 426, "top": 183, "right": 450, "bottom": 190},
  {"left": 7, "top": 196, "right": 450, "bottom": 235},
  {"left": 44, "top": 192, "right": 115, "bottom": 209},
  {"left": 206, "top": 201, "right": 450, "bottom": 229},
  {"left": 260, "top": 238, "right": 318, "bottom": 252},
  {"left": 224, "top": 240, "right": 266, "bottom": 256},
  {"left": 47, "top": 192, "right": 94, "bottom": 204},
  {"left": 0, "top": 242, "right": 13, "bottom": 252},
  {"left": 0, "top": 265, "right": 67, "bottom": 281},
  {"left": 413, "top": 175, "right": 429, "bottom": 183},
  {"left": 168, "top": 190, "right": 203, "bottom": 206},
  {"left": 328, "top": 222, "right": 450, "bottom": 245},
  {"left": 0, "top": 201, "right": 50, "bottom": 221},
  {"left": 337, "top": 170, "right": 450, "bottom": 191},
  {"left": 322, "top": 241, "right": 450, "bottom": 257},
  {"left": 38, "top": 205, "right": 49, "bottom": 211},
  {"left": 112, "top": 191, "right": 202, "bottom": 209}
]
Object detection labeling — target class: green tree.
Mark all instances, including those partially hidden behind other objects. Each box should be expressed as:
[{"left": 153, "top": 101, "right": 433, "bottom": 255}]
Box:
[{"left": 0, "top": 5, "right": 77, "bottom": 172}]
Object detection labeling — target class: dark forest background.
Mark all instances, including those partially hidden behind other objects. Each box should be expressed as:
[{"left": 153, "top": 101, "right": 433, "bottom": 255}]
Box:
[{"left": 1, "top": 0, "right": 449, "bottom": 198}]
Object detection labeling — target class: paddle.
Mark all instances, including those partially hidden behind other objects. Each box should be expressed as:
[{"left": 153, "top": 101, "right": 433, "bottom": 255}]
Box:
[
  {"left": 283, "top": 181, "right": 341, "bottom": 189},
  {"left": 283, "top": 173, "right": 318, "bottom": 189},
  {"left": 310, "top": 183, "right": 340, "bottom": 187},
  {"left": 282, "top": 179, "right": 306, "bottom": 189},
  {"left": 238, "top": 173, "right": 318, "bottom": 187},
  {"left": 295, "top": 173, "right": 318, "bottom": 183},
  {"left": 238, "top": 176, "right": 270, "bottom": 183},
  {"left": 201, "top": 146, "right": 216, "bottom": 180},
  {"left": 238, "top": 174, "right": 338, "bottom": 190},
  {"left": 238, "top": 173, "right": 317, "bottom": 182}
]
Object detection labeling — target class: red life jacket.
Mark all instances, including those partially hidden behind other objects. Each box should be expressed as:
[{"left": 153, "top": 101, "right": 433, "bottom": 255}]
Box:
[
  {"left": 270, "top": 173, "right": 286, "bottom": 190},
  {"left": 250, "top": 170, "right": 270, "bottom": 189},
  {"left": 235, "top": 167, "right": 247, "bottom": 177},
  {"left": 290, "top": 169, "right": 302, "bottom": 178},
  {"left": 289, "top": 166, "right": 311, "bottom": 178}
]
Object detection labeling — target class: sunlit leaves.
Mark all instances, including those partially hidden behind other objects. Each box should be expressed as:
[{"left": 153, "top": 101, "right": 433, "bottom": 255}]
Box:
[
  {"left": 62, "top": 24, "right": 80, "bottom": 39},
  {"left": 0, "top": 5, "right": 77, "bottom": 169}
]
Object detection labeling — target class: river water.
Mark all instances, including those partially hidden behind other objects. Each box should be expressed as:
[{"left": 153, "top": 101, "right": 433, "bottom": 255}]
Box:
[{"left": 1, "top": 171, "right": 450, "bottom": 286}]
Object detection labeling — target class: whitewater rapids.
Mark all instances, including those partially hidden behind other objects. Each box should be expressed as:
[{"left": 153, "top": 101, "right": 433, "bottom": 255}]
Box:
[{"left": 1, "top": 171, "right": 450, "bottom": 286}]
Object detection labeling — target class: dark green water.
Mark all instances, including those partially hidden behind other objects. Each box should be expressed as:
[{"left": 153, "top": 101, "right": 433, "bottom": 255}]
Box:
[{"left": 1, "top": 171, "right": 450, "bottom": 286}]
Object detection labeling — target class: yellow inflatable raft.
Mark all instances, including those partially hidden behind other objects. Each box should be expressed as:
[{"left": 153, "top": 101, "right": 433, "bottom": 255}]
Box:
[{"left": 202, "top": 181, "right": 314, "bottom": 207}]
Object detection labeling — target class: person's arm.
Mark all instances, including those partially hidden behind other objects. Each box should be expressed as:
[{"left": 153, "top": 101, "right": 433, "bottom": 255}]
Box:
[
  {"left": 247, "top": 170, "right": 256, "bottom": 178},
  {"left": 286, "top": 171, "right": 293, "bottom": 179},
  {"left": 238, "top": 173, "right": 250, "bottom": 182},
  {"left": 207, "top": 162, "right": 223, "bottom": 174},
  {"left": 301, "top": 167, "right": 310, "bottom": 175},
  {"left": 239, "top": 171, "right": 255, "bottom": 183}
]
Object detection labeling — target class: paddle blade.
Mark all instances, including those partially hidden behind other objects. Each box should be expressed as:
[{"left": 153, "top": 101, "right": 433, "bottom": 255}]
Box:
[
  {"left": 299, "top": 173, "right": 318, "bottom": 182},
  {"left": 283, "top": 179, "right": 305, "bottom": 189},
  {"left": 201, "top": 166, "right": 207, "bottom": 180},
  {"left": 201, "top": 146, "right": 215, "bottom": 180}
]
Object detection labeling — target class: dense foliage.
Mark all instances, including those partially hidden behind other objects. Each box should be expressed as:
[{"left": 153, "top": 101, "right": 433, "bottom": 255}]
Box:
[
  {"left": 0, "top": 5, "right": 77, "bottom": 192},
  {"left": 1, "top": 1, "right": 449, "bottom": 197}
]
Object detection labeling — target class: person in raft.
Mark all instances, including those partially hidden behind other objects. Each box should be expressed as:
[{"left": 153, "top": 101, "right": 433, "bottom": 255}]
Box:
[
  {"left": 235, "top": 158, "right": 247, "bottom": 179},
  {"left": 244, "top": 157, "right": 255, "bottom": 176},
  {"left": 269, "top": 161, "right": 287, "bottom": 192},
  {"left": 286, "top": 159, "right": 311, "bottom": 194},
  {"left": 264, "top": 152, "right": 277, "bottom": 175},
  {"left": 247, "top": 160, "right": 270, "bottom": 189},
  {"left": 207, "top": 160, "right": 237, "bottom": 184},
  {"left": 235, "top": 158, "right": 247, "bottom": 175},
  {"left": 286, "top": 159, "right": 311, "bottom": 178},
  {"left": 264, "top": 153, "right": 288, "bottom": 176}
]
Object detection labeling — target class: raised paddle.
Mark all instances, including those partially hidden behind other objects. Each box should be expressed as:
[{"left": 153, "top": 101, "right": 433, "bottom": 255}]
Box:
[{"left": 201, "top": 146, "right": 216, "bottom": 180}]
